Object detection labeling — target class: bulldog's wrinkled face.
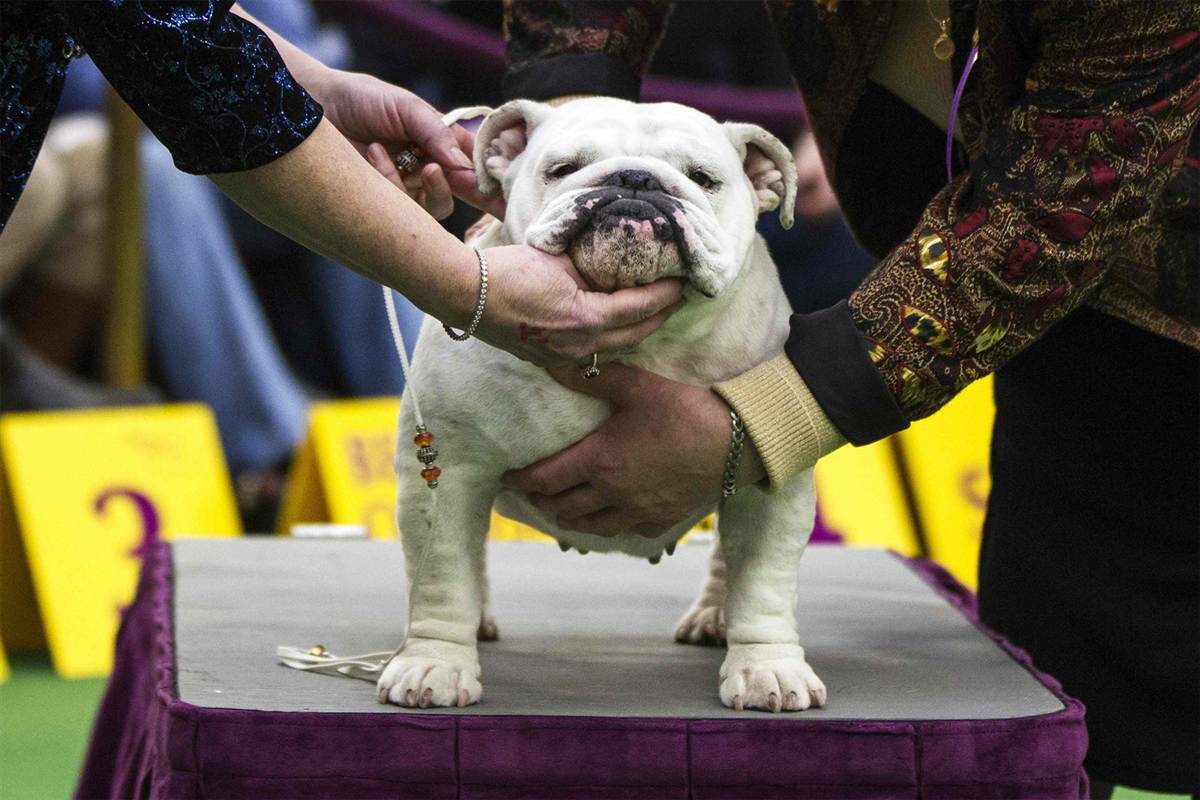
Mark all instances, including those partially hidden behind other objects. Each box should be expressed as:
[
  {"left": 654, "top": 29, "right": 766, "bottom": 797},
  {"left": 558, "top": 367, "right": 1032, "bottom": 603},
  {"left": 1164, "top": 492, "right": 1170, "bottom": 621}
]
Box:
[{"left": 474, "top": 98, "right": 796, "bottom": 298}]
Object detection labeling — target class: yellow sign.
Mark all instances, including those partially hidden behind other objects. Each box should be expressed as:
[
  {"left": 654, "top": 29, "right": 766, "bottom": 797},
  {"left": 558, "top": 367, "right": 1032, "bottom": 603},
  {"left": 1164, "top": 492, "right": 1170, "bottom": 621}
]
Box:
[
  {"left": 815, "top": 377, "right": 994, "bottom": 588},
  {"left": 0, "top": 636, "right": 9, "bottom": 683},
  {"left": 0, "top": 405, "right": 240, "bottom": 678},
  {"left": 280, "top": 399, "right": 565, "bottom": 543},
  {"left": 895, "top": 377, "right": 994, "bottom": 587},
  {"left": 815, "top": 436, "right": 920, "bottom": 556},
  {"left": 279, "top": 398, "right": 401, "bottom": 539}
]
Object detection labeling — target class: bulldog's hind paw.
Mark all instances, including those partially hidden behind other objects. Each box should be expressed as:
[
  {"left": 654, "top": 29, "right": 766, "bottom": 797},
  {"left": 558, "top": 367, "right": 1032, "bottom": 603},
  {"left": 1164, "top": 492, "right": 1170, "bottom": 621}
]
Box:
[
  {"left": 477, "top": 608, "right": 500, "bottom": 642},
  {"left": 377, "top": 639, "right": 482, "bottom": 708},
  {"left": 719, "top": 643, "right": 826, "bottom": 712},
  {"left": 674, "top": 603, "right": 726, "bottom": 646}
]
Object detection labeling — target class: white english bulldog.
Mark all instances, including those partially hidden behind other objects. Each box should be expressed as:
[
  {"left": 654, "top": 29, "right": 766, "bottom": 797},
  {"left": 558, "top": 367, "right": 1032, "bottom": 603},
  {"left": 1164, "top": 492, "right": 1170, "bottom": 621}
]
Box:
[{"left": 379, "top": 97, "right": 826, "bottom": 713}]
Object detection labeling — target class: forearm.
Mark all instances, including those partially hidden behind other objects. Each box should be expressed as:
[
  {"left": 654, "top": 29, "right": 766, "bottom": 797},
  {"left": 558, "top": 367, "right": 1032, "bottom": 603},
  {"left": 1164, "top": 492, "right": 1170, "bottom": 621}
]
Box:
[
  {"left": 209, "top": 118, "right": 476, "bottom": 326},
  {"left": 752, "top": 0, "right": 1200, "bottom": 457},
  {"left": 846, "top": 0, "right": 1200, "bottom": 423}
]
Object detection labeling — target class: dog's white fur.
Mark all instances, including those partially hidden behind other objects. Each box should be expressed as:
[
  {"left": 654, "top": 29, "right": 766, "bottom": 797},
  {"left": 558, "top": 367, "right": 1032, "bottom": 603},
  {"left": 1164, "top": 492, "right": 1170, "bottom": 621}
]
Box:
[{"left": 379, "top": 98, "right": 825, "bottom": 712}]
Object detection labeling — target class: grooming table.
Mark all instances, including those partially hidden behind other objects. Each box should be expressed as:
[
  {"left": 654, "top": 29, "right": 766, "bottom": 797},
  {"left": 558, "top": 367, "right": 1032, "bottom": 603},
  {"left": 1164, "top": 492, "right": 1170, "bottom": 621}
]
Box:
[{"left": 77, "top": 539, "right": 1087, "bottom": 799}]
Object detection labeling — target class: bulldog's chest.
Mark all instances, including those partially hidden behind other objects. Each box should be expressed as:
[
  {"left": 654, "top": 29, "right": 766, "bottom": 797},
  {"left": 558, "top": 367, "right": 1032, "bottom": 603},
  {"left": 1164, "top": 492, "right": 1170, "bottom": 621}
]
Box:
[{"left": 471, "top": 328, "right": 740, "bottom": 471}]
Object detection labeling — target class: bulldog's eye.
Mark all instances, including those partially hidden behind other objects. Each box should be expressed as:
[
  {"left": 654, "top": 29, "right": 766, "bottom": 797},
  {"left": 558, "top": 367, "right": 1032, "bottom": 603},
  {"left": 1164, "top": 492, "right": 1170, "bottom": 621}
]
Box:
[
  {"left": 546, "top": 162, "right": 579, "bottom": 180},
  {"left": 687, "top": 169, "right": 719, "bottom": 190}
]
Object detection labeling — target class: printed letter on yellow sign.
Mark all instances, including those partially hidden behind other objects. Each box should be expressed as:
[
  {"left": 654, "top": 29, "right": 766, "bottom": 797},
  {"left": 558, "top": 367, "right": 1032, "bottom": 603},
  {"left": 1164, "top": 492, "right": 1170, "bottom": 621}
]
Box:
[
  {"left": 0, "top": 405, "right": 240, "bottom": 678},
  {"left": 279, "top": 398, "right": 552, "bottom": 542}
]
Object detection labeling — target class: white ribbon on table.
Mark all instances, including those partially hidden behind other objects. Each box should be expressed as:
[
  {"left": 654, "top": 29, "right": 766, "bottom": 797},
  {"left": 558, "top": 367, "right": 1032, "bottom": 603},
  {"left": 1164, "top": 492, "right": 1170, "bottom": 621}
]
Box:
[
  {"left": 278, "top": 105, "right": 496, "bottom": 688},
  {"left": 276, "top": 645, "right": 398, "bottom": 683}
]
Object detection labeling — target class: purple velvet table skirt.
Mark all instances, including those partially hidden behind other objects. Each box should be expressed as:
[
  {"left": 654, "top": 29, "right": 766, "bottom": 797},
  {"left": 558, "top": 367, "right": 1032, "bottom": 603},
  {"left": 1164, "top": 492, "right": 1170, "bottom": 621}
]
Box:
[{"left": 76, "top": 542, "right": 1088, "bottom": 800}]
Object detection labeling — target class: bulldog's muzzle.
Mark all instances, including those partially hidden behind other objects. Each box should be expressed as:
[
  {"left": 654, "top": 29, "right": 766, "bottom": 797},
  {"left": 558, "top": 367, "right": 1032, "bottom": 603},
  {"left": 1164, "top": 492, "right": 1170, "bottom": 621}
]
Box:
[
  {"left": 560, "top": 170, "right": 692, "bottom": 292},
  {"left": 524, "top": 164, "right": 734, "bottom": 298}
]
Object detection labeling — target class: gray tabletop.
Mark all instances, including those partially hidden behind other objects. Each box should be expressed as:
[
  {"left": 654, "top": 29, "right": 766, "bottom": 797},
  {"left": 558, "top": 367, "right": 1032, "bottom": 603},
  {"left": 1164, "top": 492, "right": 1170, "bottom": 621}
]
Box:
[{"left": 172, "top": 538, "right": 1063, "bottom": 720}]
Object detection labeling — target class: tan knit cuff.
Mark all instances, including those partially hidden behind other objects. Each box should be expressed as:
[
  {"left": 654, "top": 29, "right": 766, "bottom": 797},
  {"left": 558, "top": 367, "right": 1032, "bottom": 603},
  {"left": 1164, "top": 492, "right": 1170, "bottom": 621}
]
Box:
[
  {"left": 714, "top": 354, "right": 846, "bottom": 487},
  {"left": 545, "top": 95, "right": 598, "bottom": 106}
]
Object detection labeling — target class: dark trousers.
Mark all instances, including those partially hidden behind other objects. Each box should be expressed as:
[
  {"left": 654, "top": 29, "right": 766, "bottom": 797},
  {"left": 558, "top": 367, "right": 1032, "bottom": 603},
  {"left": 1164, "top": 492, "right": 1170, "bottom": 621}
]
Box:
[{"left": 979, "top": 307, "right": 1199, "bottom": 794}]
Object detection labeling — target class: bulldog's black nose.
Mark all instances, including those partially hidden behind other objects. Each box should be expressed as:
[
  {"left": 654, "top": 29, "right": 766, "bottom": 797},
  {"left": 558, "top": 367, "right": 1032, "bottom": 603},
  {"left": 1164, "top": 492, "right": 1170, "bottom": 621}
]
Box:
[{"left": 606, "top": 169, "right": 663, "bottom": 192}]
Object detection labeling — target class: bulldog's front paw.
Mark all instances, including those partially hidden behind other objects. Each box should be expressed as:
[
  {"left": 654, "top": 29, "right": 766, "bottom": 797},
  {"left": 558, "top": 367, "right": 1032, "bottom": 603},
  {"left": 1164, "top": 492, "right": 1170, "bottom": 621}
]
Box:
[
  {"left": 377, "top": 638, "right": 482, "bottom": 708},
  {"left": 719, "top": 643, "right": 826, "bottom": 712},
  {"left": 674, "top": 602, "right": 726, "bottom": 646}
]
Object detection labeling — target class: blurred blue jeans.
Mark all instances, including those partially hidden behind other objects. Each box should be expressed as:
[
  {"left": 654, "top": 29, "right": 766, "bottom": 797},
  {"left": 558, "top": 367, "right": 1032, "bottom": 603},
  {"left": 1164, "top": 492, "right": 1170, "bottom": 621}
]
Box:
[
  {"left": 140, "top": 139, "right": 424, "bottom": 470},
  {"left": 140, "top": 138, "right": 307, "bottom": 470}
]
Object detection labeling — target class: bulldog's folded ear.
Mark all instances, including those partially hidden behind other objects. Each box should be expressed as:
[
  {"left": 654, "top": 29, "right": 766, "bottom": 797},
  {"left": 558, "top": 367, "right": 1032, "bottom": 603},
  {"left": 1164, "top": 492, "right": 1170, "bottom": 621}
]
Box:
[
  {"left": 474, "top": 100, "right": 553, "bottom": 196},
  {"left": 723, "top": 123, "right": 798, "bottom": 230}
]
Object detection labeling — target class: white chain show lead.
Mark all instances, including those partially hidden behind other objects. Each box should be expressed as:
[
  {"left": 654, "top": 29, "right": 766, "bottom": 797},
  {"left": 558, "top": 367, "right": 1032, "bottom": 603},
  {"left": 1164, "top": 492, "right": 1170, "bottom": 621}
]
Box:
[{"left": 278, "top": 107, "right": 494, "bottom": 685}]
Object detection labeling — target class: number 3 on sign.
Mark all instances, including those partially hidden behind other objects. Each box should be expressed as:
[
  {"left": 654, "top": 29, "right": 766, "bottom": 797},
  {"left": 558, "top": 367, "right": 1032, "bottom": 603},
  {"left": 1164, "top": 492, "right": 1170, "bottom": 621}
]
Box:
[
  {"left": 0, "top": 405, "right": 240, "bottom": 677},
  {"left": 94, "top": 488, "right": 160, "bottom": 561}
]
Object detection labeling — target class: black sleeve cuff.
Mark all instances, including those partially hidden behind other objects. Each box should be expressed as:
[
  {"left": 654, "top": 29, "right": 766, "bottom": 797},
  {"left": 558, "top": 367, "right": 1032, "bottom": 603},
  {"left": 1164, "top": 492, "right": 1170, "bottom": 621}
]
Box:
[
  {"left": 784, "top": 300, "right": 909, "bottom": 445},
  {"left": 503, "top": 53, "right": 642, "bottom": 101}
]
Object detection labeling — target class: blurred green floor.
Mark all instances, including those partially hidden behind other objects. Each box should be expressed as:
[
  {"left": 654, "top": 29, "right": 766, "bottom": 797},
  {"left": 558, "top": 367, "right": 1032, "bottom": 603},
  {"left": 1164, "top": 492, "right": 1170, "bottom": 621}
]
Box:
[
  {"left": 0, "top": 656, "right": 105, "bottom": 800},
  {"left": 0, "top": 656, "right": 1190, "bottom": 799}
]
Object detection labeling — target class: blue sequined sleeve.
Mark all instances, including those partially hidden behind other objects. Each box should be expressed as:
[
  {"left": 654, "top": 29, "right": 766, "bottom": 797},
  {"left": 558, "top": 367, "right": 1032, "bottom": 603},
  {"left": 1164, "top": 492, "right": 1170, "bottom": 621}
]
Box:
[{"left": 54, "top": 0, "right": 323, "bottom": 174}]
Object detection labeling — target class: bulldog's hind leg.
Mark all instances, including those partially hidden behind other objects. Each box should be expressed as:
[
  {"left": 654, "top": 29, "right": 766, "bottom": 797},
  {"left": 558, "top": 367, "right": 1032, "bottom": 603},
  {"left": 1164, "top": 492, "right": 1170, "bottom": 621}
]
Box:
[
  {"left": 377, "top": 476, "right": 495, "bottom": 708},
  {"left": 477, "top": 542, "right": 500, "bottom": 642},
  {"left": 674, "top": 537, "right": 728, "bottom": 646},
  {"left": 716, "top": 475, "right": 827, "bottom": 712}
]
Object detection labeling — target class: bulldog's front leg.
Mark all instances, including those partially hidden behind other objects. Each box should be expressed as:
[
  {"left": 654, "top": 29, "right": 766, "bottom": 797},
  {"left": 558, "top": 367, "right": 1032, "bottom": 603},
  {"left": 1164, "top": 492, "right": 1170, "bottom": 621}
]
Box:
[
  {"left": 716, "top": 475, "right": 826, "bottom": 712},
  {"left": 377, "top": 475, "right": 495, "bottom": 708}
]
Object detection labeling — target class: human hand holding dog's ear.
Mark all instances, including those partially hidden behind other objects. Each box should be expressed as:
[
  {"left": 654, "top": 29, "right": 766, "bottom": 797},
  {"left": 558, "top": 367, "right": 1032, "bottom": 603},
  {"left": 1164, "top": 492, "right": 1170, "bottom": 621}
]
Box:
[
  {"left": 231, "top": 5, "right": 502, "bottom": 220},
  {"left": 471, "top": 246, "right": 687, "bottom": 367},
  {"left": 793, "top": 130, "right": 839, "bottom": 219},
  {"left": 312, "top": 73, "right": 504, "bottom": 220},
  {"left": 365, "top": 130, "right": 508, "bottom": 221},
  {"left": 502, "top": 363, "right": 766, "bottom": 538}
]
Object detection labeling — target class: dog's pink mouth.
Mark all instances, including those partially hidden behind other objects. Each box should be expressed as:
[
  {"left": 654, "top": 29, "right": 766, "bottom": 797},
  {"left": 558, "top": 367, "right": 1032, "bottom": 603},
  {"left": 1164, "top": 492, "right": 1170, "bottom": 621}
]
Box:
[{"left": 568, "top": 218, "right": 685, "bottom": 292}]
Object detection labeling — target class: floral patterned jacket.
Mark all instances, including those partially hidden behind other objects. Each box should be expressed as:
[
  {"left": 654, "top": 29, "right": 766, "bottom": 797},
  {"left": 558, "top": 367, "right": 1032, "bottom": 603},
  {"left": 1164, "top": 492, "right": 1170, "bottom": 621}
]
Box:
[
  {"left": 1, "top": 1, "right": 322, "bottom": 230},
  {"left": 504, "top": 0, "right": 1200, "bottom": 439}
]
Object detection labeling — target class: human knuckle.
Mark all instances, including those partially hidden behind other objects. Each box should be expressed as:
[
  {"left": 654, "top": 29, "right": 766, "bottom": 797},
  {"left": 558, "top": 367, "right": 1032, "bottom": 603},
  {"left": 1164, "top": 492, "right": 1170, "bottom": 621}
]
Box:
[
  {"left": 559, "top": 342, "right": 589, "bottom": 362},
  {"left": 593, "top": 450, "right": 624, "bottom": 476},
  {"left": 574, "top": 305, "right": 603, "bottom": 334},
  {"left": 519, "top": 473, "right": 546, "bottom": 494},
  {"left": 633, "top": 300, "right": 656, "bottom": 322},
  {"left": 610, "top": 329, "right": 640, "bottom": 349}
]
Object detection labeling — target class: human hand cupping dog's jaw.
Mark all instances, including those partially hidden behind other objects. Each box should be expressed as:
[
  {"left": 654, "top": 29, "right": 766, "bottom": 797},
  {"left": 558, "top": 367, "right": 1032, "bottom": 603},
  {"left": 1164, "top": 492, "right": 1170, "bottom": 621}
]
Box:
[{"left": 377, "top": 638, "right": 482, "bottom": 708}]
